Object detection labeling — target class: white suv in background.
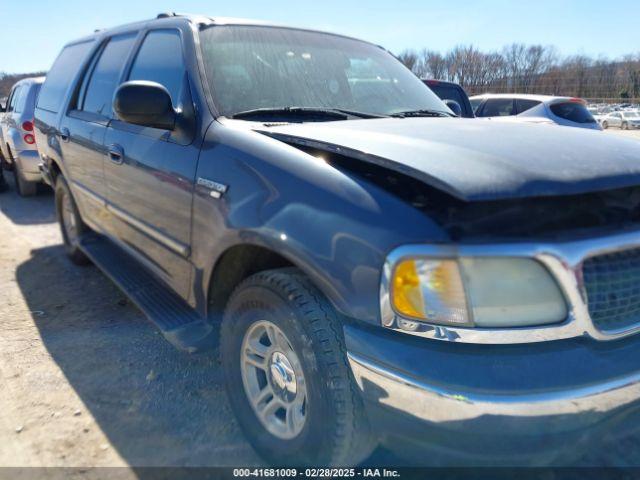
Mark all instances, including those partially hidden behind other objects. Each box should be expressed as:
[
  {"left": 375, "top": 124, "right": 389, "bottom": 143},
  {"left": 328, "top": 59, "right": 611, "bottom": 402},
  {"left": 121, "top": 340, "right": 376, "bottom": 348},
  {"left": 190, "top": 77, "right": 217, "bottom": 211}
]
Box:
[
  {"left": 470, "top": 93, "right": 602, "bottom": 131},
  {"left": 0, "top": 76, "right": 45, "bottom": 196}
]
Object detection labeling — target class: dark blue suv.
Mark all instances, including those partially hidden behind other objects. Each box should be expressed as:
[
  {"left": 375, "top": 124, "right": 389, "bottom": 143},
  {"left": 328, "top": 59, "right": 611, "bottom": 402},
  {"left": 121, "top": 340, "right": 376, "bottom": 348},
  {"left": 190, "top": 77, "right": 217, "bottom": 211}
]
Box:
[{"left": 35, "top": 13, "right": 640, "bottom": 466}]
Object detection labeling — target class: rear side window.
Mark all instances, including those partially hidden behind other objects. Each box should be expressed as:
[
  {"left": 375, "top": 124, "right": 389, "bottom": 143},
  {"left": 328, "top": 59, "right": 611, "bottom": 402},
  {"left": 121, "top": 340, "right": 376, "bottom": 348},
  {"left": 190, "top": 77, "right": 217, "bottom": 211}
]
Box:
[
  {"left": 550, "top": 102, "right": 596, "bottom": 124},
  {"left": 8, "top": 85, "right": 22, "bottom": 112},
  {"left": 515, "top": 99, "right": 541, "bottom": 114},
  {"left": 82, "top": 33, "right": 137, "bottom": 117},
  {"left": 478, "top": 98, "right": 514, "bottom": 117},
  {"left": 37, "top": 41, "right": 94, "bottom": 113},
  {"left": 128, "top": 30, "right": 185, "bottom": 106},
  {"left": 14, "top": 86, "right": 28, "bottom": 113}
]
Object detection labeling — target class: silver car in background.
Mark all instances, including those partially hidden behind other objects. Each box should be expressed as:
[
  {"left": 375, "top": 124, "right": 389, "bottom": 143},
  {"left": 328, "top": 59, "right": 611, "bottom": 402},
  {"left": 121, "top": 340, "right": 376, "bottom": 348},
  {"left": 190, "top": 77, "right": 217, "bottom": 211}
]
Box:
[
  {"left": 601, "top": 110, "right": 640, "bottom": 130},
  {"left": 470, "top": 93, "right": 602, "bottom": 131},
  {"left": 0, "top": 76, "right": 45, "bottom": 196}
]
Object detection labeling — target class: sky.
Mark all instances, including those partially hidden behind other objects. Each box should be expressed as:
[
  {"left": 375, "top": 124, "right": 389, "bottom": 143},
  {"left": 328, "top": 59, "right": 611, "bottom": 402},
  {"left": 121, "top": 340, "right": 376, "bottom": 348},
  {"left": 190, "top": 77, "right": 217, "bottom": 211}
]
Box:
[{"left": 1, "top": 0, "right": 639, "bottom": 74}]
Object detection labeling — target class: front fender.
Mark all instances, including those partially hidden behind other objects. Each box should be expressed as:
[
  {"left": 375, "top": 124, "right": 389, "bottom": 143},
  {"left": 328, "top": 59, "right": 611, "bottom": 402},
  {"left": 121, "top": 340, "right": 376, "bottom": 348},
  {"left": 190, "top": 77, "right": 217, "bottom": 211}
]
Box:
[{"left": 190, "top": 122, "right": 448, "bottom": 325}]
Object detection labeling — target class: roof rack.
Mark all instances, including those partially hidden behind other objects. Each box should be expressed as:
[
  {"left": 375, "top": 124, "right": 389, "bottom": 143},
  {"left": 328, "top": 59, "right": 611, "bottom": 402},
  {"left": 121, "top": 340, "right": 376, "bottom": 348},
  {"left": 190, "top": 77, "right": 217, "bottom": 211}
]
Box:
[{"left": 156, "top": 12, "right": 178, "bottom": 19}]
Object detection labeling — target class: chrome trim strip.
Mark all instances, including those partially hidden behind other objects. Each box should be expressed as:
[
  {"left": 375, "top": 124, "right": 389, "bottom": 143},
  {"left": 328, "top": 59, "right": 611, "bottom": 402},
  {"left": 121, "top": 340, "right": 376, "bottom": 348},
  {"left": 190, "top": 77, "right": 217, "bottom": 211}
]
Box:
[
  {"left": 72, "top": 181, "right": 105, "bottom": 207},
  {"left": 106, "top": 204, "right": 191, "bottom": 259},
  {"left": 381, "top": 230, "right": 640, "bottom": 344}
]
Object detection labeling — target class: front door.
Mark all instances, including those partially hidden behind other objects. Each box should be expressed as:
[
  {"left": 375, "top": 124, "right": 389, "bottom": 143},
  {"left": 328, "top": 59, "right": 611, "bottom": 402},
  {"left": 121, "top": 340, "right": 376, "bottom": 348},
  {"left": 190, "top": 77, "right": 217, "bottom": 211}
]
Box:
[{"left": 104, "top": 29, "right": 198, "bottom": 299}]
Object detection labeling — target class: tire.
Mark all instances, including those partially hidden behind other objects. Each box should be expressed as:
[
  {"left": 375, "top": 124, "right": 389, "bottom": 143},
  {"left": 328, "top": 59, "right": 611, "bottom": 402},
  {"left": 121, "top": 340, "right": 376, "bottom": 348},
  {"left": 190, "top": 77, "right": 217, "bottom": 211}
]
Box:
[
  {"left": 622, "top": 122, "right": 629, "bottom": 130},
  {"left": 55, "top": 175, "right": 90, "bottom": 265},
  {"left": 14, "top": 161, "right": 37, "bottom": 197},
  {"left": 602, "top": 121, "right": 608, "bottom": 129},
  {"left": 0, "top": 167, "right": 7, "bottom": 193},
  {"left": 221, "top": 268, "right": 376, "bottom": 466}
]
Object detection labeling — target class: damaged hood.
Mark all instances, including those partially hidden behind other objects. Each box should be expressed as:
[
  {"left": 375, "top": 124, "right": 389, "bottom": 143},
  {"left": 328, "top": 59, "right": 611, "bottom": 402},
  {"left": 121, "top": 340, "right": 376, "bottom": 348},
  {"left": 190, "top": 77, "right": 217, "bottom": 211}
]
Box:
[{"left": 255, "top": 117, "right": 640, "bottom": 201}]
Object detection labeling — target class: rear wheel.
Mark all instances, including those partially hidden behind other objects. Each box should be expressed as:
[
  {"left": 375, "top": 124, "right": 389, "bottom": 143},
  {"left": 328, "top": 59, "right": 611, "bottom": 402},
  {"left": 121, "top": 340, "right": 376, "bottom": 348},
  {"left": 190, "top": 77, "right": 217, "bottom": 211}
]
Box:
[
  {"left": 221, "top": 268, "right": 376, "bottom": 466},
  {"left": 622, "top": 122, "right": 629, "bottom": 130},
  {"left": 55, "top": 175, "right": 90, "bottom": 265},
  {"left": 14, "top": 161, "right": 37, "bottom": 196}
]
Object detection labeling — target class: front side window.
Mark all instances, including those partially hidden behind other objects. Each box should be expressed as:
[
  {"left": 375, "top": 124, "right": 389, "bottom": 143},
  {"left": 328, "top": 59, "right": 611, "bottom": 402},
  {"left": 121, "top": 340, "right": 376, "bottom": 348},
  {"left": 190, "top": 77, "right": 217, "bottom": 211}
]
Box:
[
  {"left": 81, "top": 33, "right": 137, "bottom": 117},
  {"left": 479, "top": 98, "right": 514, "bottom": 117},
  {"left": 199, "top": 25, "right": 448, "bottom": 118},
  {"left": 38, "top": 41, "right": 94, "bottom": 113},
  {"left": 470, "top": 98, "right": 483, "bottom": 113},
  {"left": 128, "top": 30, "right": 185, "bottom": 107}
]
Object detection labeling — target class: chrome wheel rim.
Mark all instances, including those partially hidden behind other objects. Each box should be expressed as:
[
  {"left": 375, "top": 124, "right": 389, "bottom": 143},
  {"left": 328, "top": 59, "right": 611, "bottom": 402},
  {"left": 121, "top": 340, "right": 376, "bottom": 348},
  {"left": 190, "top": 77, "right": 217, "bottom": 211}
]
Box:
[
  {"left": 61, "top": 191, "right": 78, "bottom": 245},
  {"left": 240, "top": 320, "right": 307, "bottom": 440}
]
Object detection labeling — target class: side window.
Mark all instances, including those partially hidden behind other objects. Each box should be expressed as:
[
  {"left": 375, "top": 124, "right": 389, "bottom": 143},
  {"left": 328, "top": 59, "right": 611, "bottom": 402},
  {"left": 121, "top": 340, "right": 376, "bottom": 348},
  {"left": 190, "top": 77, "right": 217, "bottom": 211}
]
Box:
[
  {"left": 7, "top": 86, "right": 22, "bottom": 112},
  {"left": 470, "top": 98, "right": 483, "bottom": 114},
  {"left": 128, "top": 30, "right": 185, "bottom": 107},
  {"left": 14, "top": 85, "right": 31, "bottom": 113},
  {"left": 38, "top": 41, "right": 94, "bottom": 113},
  {"left": 479, "top": 98, "right": 514, "bottom": 117},
  {"left": 515, "top": 99, "right": 541, "bottom": 114},
  {"left": 81, "top": 33, "right": 137, "bottom": 117}
]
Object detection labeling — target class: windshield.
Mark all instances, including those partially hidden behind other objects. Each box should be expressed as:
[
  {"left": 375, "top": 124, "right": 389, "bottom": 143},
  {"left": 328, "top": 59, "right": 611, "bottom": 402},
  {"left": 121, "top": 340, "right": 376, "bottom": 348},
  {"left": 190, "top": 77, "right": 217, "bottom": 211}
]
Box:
[{"left": 199, "top": 25, "right": 449, "bottom": 118}]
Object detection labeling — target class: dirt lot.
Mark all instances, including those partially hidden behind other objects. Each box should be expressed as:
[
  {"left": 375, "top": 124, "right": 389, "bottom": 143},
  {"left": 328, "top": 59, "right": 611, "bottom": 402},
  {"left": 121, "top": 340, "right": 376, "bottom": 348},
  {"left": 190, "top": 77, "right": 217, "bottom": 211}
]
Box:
[{"left": 1, "top": 128, "right": 640, "bottom": 473}]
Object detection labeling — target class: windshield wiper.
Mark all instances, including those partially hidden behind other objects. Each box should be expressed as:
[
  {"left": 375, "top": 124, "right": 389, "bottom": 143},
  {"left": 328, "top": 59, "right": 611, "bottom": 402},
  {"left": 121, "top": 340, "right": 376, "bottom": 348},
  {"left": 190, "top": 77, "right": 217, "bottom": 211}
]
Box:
[
  {"left": 390, "top": 109, "right": 454, "bottom": 118},
  {"left": 230, "top": 107, "right": 386, "bottom": 121}
]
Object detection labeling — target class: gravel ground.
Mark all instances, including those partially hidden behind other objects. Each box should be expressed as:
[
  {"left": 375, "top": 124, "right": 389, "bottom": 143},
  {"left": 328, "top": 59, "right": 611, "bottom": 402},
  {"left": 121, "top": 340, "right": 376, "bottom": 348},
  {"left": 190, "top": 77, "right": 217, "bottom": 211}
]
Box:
[{"left": 1, "top": 128, "right": 640, "bottom": 473}]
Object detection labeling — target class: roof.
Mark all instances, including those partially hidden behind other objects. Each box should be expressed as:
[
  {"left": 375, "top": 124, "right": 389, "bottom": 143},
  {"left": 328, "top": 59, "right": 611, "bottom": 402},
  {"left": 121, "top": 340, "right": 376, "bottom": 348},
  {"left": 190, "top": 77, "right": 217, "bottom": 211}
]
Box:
[
  {"left": 469, "top": 93, "right": 576, "bottom": 103},
  {"left": 14, "top": 76, "right": 46, "bottom": 86},
  {"left": 64, "top": 14, "right": 378, "bottom": 49}
]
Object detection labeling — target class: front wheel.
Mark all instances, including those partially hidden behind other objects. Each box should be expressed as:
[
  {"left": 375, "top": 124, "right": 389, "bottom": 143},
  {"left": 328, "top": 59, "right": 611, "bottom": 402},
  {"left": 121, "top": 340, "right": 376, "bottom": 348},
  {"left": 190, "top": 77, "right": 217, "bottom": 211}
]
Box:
[
  {"left": 602, "top": 121, "right": 609, "bottom": 129},
  {"left": 55, "top": 176, "right": 90, "bottom": 265},
  {"left": 221, "top": 269, "right": 376, "bottom": 466}
]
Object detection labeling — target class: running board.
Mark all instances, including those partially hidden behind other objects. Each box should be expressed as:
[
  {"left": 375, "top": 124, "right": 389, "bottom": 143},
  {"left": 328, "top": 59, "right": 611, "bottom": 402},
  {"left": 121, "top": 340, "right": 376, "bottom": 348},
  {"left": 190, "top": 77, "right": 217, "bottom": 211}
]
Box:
[{"left": 78, "top": 234, "right": 215, "bottom": 352}]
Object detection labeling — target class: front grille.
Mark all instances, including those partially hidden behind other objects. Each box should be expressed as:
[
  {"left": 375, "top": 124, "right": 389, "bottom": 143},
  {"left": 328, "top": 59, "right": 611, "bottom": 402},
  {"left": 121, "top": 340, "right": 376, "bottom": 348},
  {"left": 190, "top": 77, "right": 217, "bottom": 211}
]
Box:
[{"left": 582, "top": 249, "right": 640, "bottom": 332}]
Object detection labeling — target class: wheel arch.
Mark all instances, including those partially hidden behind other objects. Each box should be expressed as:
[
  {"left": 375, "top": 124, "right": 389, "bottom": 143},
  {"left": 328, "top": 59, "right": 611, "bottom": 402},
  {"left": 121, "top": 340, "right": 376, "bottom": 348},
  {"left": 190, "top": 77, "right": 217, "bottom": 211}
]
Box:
[{"left": 205, "top": 242, "right": 349, "bottom": 324}]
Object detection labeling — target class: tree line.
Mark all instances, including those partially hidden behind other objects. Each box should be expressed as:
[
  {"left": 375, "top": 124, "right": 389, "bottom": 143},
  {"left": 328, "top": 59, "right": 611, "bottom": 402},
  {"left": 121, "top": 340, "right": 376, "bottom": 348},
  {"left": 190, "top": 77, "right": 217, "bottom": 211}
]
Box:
[
  {"left": 397, "top": 44, "right": 640, "bottom": 102},
  {"left": 0, "top": 72, "right": 46, "bottom": 99}
]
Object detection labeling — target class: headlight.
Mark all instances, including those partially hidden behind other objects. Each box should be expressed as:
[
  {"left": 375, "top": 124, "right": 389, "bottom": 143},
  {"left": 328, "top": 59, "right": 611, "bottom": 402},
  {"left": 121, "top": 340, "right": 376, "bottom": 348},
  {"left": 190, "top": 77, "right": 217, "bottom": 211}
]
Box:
[{"left": 390, "top": 257, "right": 567, "bottom": 328}]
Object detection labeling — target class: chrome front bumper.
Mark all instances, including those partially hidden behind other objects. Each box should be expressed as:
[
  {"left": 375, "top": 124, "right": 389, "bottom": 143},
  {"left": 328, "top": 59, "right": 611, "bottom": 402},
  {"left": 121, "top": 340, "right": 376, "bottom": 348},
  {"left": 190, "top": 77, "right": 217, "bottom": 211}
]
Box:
[
  {"left": 349, "top": 352, "right": 640, "bottom": 435},
  {"left": 344, "top": 324, "right": 640, "bottom": 457}
]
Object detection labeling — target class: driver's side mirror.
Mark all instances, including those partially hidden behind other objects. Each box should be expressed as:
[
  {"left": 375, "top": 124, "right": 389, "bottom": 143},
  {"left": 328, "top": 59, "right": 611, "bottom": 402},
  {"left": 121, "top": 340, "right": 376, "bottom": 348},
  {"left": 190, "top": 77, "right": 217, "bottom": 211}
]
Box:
[
  {"left": 444, "top": 99, "right": 462, "bottom": 117},
  {"left": 113, "top": 81, "right": 176, "bottom": 130},
  {"left": 0, "top": 104, "right": 5, "bottom": 113}
]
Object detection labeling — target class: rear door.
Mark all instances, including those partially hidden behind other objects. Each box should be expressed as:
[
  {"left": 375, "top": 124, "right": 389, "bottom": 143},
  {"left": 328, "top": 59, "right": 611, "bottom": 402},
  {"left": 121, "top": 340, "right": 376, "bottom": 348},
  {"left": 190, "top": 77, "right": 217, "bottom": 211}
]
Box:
[
  {"left": 58, "top": 33, "right": 138, "bottom": 229},
  {"left": 103, "top": 28, "right": 198, "bottom": 298}
]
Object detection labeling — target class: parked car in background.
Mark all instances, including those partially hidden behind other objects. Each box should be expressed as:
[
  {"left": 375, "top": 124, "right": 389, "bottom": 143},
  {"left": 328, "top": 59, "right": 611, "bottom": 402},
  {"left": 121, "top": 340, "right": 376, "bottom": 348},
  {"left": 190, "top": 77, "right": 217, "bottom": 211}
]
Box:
[
  {"left": 34, "top": 13, "right": 640, "bottom": 467},
  {"left": 0, "top": 76, "right": 45, "bottom": 196},
  {"left": 601, "top": 110, "right": 640, "bottom": 130},
  {"left": 422, "top": 79, "right": 474, "bottom": 118},
  {"left": 470, "top": 93, "right": 602, "bottom": 130}
]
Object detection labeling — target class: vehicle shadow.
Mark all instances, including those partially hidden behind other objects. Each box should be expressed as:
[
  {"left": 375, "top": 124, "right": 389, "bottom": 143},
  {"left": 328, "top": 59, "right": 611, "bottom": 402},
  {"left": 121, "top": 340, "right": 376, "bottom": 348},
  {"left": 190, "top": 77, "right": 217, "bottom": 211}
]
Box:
[
  {"left": 0, "top": 179, "right": 55, "bottom": 225},
  {"left": 16, "top": 244, "right": 261, "bottom": 467}
]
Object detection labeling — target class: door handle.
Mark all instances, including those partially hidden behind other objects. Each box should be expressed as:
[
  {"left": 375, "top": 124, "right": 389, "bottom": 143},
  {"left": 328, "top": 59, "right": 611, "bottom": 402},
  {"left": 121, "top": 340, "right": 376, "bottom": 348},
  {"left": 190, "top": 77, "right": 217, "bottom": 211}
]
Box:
[
  {"left": 60, "top": 127, "right": 70, "bottom": 142},
  {"left": 107, "top": 144, "right": 124, "bottom": 165}
]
